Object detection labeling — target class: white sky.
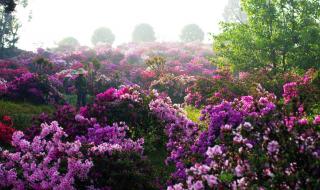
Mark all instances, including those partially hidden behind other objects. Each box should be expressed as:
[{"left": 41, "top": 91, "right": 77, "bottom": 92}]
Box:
[{"left": 16, "top": 0, "right": 228, "bottom": 50}]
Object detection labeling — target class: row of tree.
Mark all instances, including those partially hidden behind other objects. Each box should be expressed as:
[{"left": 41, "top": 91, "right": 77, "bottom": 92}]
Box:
[{"left": 58, "top": 23, "right": 206, "bottom": 49}]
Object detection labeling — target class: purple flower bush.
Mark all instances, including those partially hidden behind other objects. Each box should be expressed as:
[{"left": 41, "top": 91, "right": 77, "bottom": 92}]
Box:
[
  {"left": 167, "top": 88, "right": 320, "bottom": 189},
  {"left": 0, "top": 121, "right": 93, "bottom": 189},
  {"left": 1, "top": 119, "right": 156, "bottom": 189}
]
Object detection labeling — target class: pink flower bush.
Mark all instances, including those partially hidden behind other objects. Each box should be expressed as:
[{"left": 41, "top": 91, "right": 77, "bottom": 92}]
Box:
[{"left": 283, "top": 82, "right": 298, "bottom": 104}]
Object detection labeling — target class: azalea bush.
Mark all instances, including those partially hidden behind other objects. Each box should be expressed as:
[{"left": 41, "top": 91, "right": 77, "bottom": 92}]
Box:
[
  {"left": 0, "top": 72, "right": 48, "bottom": 103},
  {"left": 150, "top": 74, "right": 195, "bottom": 104},
  {"left": 166, "top": 85, "right": 320, "bottom": 189},
  {"left": 0, "top": 116, "right": 15, "bottom": 145},
  {"left": 82, "top": 85, "right": 166, "bottom": 153},
  {"left": 0, "top": 60, "right": 28, "bottom": 81},
  {"left": 185, "top": 69, "right": 247, "bottom": 107},
  {"left": 0, "top": 120, "right": 157, "bottom": 190}
]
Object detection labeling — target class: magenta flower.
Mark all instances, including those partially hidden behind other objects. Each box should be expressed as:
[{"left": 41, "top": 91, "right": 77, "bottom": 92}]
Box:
[{"left": 313, "top": 115, "right": 320, "bottom": 125}]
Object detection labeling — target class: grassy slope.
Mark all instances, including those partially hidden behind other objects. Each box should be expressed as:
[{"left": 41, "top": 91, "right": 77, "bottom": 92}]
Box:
[
  {"left": 184, "top": 105, "right": 202, "bottom": 123},
  {"left": 0, "top": 100, "right": 54, "bottom": 130}
]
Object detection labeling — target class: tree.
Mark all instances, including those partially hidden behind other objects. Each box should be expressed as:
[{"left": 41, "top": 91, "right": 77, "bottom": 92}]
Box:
[
  {"left": 214, "top": 0, "right": 320, "bottom": 73},
  {"left": 91, "top": 27, "right": 115, "bottom": 46},
  {"left": 57, "top": 37, "right": 80, "bottom": 51},
  {"left": 0, "top": 0, "right": 16, "bottom": 12},
  {"left": 222, "top": 0, "right": 247, "bottom": 23},
  {"left": 132, "top": 23, "right": 156, "bottom": 42},
  {"left": 0, "top": 0, "right": 28, "bottom": 57},
  {"left": 180, "top": 24, "right": 205, "bottom": 43}
]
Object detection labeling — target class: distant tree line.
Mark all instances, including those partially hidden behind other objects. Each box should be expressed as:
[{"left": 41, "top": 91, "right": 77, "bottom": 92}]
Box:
[{"left": 57, "top": 23, "right": 207, "bottom": 50}]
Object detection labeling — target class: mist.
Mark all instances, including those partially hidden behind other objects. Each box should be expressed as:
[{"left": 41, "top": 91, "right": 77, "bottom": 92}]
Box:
[{"left": 17, "top": 0, "right": 228, "bottom": 50}]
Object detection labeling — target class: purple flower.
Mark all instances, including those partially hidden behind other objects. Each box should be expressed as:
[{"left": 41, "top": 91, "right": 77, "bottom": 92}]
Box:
[{"left": 267, "top": 140, "right": 280, "bottom": 155}]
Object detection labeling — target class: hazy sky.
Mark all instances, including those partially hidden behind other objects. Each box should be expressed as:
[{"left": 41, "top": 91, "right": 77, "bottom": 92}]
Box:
[{"left": 17, "top": 0, "right": 228, "bottom": 50}]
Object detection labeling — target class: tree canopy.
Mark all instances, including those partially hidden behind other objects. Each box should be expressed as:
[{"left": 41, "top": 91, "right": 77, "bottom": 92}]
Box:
[
  {"left": 214, "top": 0, "right": 320, "bottom": 73},
  {"left": 91, "top": 27, "right": 115, "bottom": 46},
  {"left": 132, "top": 23, "right": 156, "bottom": 42},
  {"left": 0, "top": 0, "right": 16, "bottom": 12},
  {"left": 180, "top": 24, "right": 205, "bottom": 43},
  {"left": 57, "top": 37, "right": 80, "bottom": 51}
]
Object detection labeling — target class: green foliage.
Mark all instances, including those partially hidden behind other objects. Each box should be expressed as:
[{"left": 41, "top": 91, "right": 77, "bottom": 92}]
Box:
[
  {"left": 214, "top": 0, "right": 320, "bottom": 73},
  {"left": 150, "top": 74, "right": 194, "bottom": 104},
  {"left": 145, "top": 56, "right": 166, "bottom": 76},
  {"left": 132, "top": 23, "right": 156, "bottom": 42},
  {"left": 184, "top": 106, "right": 201, "bottom": 124},
  {"left": 0, "top": 0, "right": 16, "bottom": 13},
  {"left": 31, "top": 57, "right": 53, "bottom": 74},
  {"left": 219, "top": 171, "right": 234, "bottom": 183},
  {"left": 0, "top": 100, "right": 53, "bottom": 130},
  {"left": 79, "top": 152, "right": 158, "bottom": 190},
  {"left": 180, "top": 24, "right": 204, "bottom": 43},
  {"left": 91, "top": 27, "right": 115, "bottom": 46}
]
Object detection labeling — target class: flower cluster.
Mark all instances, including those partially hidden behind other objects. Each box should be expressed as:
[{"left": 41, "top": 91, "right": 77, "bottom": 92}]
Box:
[
  {"left": 0, "top": 116, "right": 15, "bottom": 145},
  {"left": 283, "top": 82, "right": 298, "bottom": 104}
]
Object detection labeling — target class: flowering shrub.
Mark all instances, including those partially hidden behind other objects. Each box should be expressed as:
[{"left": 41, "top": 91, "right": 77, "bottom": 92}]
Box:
[
  {"left": 150, "top": 74, "right": 195, "bottom": 103},
  {"left": 0, "top": 121, "right": 93, "bottom": 189},
  {"left": 0, "top": 60, "right": 28, "bottom": 81},
  {"left": 0, "top": 73, "right": 52, "bottom": 104},
  {"left": 283, "top": 69, "right": 320, "bottom": 114},
  {"left": 0, "top": 116, "right": 15, "bottom": 145},
  {"left": 185, "top": 68, "right": 303, "bottom": 108},
  {"left": 149, "top": 95, "right": 200, "bottom": 183},
  {"left": 81, "top": 85, "right": 167, "bottom": 152},
  {"left": 1, "top": 120, "right": 157, "bottom": 189},
  {"left": 167, "top": 90, "right": 320, "bottom": 189},
  {"left": 185, "top": 69, "right": 244, "bottom": 107}
]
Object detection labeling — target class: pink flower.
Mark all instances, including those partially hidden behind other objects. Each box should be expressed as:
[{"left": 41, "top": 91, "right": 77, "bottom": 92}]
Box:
[
  {"left": 283, "top": 82, "right": 298, "bottom": 104},
  {"left": 206, "top": 145, "right": 223, "bottom": 158},
  {"left": 191, "top": 180, "right": 204, "bottom": 190},
  {"left": 235, "top": 164, "right": 245, "bottom": 177},
  {"left": 204, "top": 175, "right": 218, "bottom": 187},
  {"left": 313, "top": 115, "right": 320, "bottom": 125},
  {"left": 298, "top": 118, "right": 308, "bottom": 125}
]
